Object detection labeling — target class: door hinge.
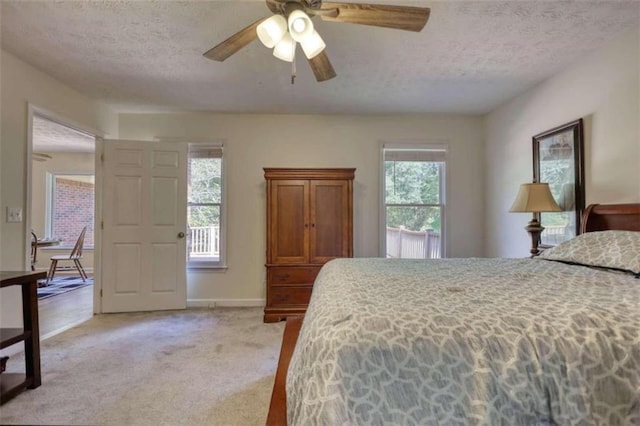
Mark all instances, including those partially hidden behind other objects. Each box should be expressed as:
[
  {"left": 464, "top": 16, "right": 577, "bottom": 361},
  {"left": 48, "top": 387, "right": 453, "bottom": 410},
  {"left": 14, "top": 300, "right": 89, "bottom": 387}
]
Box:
[
  {"left": 101, "top": 221, "right": 104, "bottom": 230},
  {"left": 100, "top": 289, "right": 103, "bottom": 297},
  {"left": 101, "top": 153, "right": 104, "bottom": 162}
]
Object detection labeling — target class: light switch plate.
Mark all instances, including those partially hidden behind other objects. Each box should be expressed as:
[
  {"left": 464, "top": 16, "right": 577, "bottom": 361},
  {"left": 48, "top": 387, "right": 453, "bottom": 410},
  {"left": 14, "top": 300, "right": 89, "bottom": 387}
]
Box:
[{"left": 7, "top": 207, "right": 23, "bottom": 223}]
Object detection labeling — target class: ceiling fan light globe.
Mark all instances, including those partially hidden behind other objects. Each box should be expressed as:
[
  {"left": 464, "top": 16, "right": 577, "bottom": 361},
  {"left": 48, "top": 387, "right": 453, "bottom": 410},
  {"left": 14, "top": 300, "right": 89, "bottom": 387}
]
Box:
[
  {"left": 292, "top": 19, "right": 306, "bottom": 33},
  {"left": 288, "top": 10, "right": 313, "bottom": 42},
  {"left": 301, "top": 30, "right": 326, "bottom": 59},
  {"left": 256, "top": 15, "right": 288, "bottom": 48},
  {"left": 273, "top": 33, "right": 296, "bottom": 62}
]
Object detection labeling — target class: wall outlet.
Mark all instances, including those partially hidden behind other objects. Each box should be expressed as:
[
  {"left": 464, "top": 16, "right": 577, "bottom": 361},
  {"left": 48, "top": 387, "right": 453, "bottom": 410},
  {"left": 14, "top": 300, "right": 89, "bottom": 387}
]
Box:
[{"left": 6, "top": 207, "right": 23, "bottom": 223}]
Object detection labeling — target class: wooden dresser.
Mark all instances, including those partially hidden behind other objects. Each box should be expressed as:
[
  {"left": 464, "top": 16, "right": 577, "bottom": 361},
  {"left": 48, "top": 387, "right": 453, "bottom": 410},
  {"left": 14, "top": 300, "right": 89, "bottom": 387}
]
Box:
[{"left": 264, "top": 168, "right": 355, "bottom": 323}]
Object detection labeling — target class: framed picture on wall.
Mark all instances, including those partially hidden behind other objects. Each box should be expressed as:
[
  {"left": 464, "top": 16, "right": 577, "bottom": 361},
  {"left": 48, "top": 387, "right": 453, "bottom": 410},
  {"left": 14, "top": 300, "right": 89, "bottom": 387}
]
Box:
[{"left": 533, "top": 118, "right": 585, "bottom": 247}]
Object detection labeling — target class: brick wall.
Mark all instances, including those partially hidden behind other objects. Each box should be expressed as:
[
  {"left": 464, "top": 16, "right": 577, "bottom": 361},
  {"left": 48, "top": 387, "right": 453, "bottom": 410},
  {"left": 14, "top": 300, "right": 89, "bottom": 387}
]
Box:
[{"left": 53, "top": 177, "right": 94, "bottom": 247}]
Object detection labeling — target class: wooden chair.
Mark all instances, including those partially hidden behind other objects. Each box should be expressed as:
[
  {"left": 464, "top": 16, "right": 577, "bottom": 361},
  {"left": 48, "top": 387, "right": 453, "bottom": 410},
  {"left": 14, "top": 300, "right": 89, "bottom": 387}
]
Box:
[
  {"left": 46, "top": 226, "right": 88, "bottom": 284},
  {"left": 30, "top": 231, "right": 38, "bottom": 271}
]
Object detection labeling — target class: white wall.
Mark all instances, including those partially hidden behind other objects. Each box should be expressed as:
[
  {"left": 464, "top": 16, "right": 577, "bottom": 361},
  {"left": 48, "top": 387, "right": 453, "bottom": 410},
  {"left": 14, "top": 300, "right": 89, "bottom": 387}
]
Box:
[
  {"left": 1, "top": 50, "right": 117, "bottom": 327},
  {"left": 485, "top": 27, "right": 640, "bottom": 258},
  {"left": 118, "top": 113, "right": 485, "bottom": 303}
]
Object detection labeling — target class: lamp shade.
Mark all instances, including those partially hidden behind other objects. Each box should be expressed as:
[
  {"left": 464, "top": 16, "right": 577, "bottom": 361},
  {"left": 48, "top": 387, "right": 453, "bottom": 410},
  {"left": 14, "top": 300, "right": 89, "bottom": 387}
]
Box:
[
  {"left": 273, "top": 33, "right": 296, "bottom": 62},
  {"left": 300, "top": 30, "right": 326, "bottom": 59},
  {"left": 509, "top": 183, "right": 562, "bottom": 213},
  {"left": 288, "top": 10, "right": 314, "bottom": 42},
  {"left": 257, "top": 15, "right": 288, "bottom": 48}
]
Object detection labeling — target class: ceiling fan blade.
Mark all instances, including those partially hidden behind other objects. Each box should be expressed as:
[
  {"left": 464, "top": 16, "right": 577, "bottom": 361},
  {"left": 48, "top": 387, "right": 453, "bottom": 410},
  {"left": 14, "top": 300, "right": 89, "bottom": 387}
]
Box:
[
  {"left": 203, "top": 17, "right": 267, "bottom": 62},
  {"left": 308, "top": 8, "right": 339, "bottom": 18},
  {"left": 307, "top": 51, "right": 336, "bottom": 82},
  {"left": 265, "top": 0, "right": 286, "bottom": 14},
  {"left": 319, "top": 2, "right": 430, "bottom": 32}
]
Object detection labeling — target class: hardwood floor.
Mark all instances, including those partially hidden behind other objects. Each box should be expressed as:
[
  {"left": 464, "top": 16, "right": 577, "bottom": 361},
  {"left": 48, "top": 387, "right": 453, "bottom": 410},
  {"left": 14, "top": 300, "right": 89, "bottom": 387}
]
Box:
[{"left": 39, "top": 276, "right": 93, "bottom": 338}]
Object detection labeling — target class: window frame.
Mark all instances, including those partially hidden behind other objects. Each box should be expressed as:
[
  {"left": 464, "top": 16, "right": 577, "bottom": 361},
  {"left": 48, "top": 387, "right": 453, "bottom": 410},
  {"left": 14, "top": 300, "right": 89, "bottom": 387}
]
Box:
[
  {"left": 187, "top": 143, "right": 227, "bottom": 270},
  {"left": 379, "top": 143, "right": 448, "bottom": 258},
  {"left": 46, "top": 172, "right": 95, "bottom": 248}
]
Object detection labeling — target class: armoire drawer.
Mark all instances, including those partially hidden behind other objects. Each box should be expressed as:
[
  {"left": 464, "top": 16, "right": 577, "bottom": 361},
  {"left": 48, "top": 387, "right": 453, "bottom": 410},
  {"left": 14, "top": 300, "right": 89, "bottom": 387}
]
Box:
[
  {"left": 268, "top": 266, "right": 321, "bottom": 286},
  {"left": 268, "top": 286, "right": 313, "bottom": 306}
]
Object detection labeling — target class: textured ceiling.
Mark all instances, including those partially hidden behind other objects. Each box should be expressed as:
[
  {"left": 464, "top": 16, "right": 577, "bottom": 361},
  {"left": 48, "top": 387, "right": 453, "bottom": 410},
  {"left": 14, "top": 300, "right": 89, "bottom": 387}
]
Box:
[
  {"left": 33, "top": 115, "right": 95, "bottom": 153},
  {"left": 2, "top": 0, "right": 639, "bottom": 115}
]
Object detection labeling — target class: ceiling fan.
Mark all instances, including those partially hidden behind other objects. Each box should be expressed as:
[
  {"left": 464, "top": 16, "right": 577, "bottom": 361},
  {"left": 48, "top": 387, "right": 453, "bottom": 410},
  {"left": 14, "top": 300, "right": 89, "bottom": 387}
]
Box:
[{"left": 203, "top": 0, "right": 430, "bottom": 82}]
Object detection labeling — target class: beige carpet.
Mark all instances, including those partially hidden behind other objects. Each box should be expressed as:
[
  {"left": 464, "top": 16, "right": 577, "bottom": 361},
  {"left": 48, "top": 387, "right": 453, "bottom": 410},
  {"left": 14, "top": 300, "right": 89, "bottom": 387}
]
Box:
[{"left": 1, "top": 308, "right": 285, "bottom": 426}]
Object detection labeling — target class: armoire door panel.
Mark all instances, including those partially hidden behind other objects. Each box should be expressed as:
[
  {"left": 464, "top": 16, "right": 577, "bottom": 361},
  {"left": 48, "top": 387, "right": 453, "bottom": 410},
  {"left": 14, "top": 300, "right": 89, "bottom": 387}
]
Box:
[
  {"left": 270, "top": 180, "right": 309, "bottom": 264},
  {"left": 310, "top": 180, "right": 350, "bottom": 262}
]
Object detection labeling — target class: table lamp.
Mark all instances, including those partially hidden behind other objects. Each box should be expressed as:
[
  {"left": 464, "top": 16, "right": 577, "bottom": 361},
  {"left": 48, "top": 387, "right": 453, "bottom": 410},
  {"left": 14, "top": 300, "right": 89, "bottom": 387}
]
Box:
[{"left": 509, "top": 182, "right": 561, "bottom": 257}]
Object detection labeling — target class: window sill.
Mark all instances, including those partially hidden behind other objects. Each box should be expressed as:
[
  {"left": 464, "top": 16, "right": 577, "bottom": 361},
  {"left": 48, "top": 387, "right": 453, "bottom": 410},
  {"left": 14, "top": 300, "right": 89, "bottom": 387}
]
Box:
[{"left": 188, "top": 264, "right": 228, "bottom": 271}]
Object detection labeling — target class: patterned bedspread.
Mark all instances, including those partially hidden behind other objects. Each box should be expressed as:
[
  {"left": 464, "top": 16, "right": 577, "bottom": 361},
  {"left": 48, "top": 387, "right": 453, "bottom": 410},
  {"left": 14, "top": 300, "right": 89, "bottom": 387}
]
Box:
[{"left": 286, "top": 258, "right": 640, "bottom": 425}]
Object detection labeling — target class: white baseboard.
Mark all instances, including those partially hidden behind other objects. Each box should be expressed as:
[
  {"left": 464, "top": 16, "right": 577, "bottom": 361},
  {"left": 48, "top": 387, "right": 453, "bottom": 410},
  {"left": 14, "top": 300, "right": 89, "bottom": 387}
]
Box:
[
  {"left": 187, "top": 299, "right": 265, "bottom": 308},
  {"left": 0, "top": 317, "right": 93, "bottom": 358},
  {"left": 0, "top": 344, "right": 25, "bottom": 358},
  {"left": 41, "top": 317, "right": 93, "bottom": 341}
]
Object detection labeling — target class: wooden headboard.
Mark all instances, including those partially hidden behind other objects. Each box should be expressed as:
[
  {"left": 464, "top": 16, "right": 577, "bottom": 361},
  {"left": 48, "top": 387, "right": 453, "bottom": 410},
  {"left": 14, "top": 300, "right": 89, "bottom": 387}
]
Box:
[{"left": 581, "top": 203, "right": 640, "bottom": 233}]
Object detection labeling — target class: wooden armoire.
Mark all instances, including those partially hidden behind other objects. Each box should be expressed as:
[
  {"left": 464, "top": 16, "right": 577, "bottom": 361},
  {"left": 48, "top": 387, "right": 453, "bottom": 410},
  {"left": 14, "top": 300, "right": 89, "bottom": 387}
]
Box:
[{"left": 264, "top": 168, "right": 355, "bottom": 323}]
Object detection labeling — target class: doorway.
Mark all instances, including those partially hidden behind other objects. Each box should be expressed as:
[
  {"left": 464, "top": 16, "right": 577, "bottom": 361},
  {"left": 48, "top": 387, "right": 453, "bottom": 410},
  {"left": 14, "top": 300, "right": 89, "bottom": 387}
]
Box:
[{"left": 29, "top": 110, "right": 96, "bottom": 337}]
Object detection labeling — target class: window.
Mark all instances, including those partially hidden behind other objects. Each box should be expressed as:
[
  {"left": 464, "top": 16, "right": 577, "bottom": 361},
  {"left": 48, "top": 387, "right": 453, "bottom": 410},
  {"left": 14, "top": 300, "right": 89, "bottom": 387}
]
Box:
[
  {"left": 48, "top": 174, "right": 95, "bottom": 247},
  {"left": 187, "top": 145, "right": 225, "bottom": 268},
  {"left": 382, "top": 145, "right": 446, "bottom": 259}
]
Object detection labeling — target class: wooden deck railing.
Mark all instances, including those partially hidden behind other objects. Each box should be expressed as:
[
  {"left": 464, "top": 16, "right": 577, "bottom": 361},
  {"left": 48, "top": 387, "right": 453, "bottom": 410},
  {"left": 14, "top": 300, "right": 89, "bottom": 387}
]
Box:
[
  {"left": 189, "top": 226, "right": 220, "bottom": 258},
  {"left": 542, "top": 225, "right": 570, "bottom": 245},
  {"left": 386, "top": 227, "right": 441, "bottom": 259}
]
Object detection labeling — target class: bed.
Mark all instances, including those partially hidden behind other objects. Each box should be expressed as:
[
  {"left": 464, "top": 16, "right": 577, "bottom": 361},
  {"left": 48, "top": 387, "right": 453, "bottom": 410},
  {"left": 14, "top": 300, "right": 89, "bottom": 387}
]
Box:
[{"left": 267, "top": 203, "right": 640, "bottom": 425}]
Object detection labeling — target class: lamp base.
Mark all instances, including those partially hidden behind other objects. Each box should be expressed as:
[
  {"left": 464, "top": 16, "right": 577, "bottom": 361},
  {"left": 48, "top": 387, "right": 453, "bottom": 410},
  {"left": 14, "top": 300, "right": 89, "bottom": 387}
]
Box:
[{"left": 524, "top": 216, "right": 545, "bottom": 257}]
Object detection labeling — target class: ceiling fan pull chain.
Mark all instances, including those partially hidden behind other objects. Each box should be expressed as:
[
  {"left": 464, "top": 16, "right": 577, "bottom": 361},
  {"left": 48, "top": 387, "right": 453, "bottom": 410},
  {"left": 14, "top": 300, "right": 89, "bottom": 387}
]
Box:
[{"left": 291, "top": 42, "right": 297, "bottom": 85}]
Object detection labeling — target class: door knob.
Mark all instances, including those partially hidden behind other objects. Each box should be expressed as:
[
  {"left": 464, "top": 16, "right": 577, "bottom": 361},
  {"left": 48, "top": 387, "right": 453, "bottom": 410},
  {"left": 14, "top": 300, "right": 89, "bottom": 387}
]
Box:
[{"left": 177, "top": 232, "right": 185, "bottom": 239}]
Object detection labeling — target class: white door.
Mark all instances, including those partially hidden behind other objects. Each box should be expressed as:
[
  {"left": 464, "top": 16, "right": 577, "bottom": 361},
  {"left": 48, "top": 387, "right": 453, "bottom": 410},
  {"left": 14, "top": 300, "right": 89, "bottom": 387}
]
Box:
[{"left": 101, "top": 140, "right": 187, "bottom": 313}]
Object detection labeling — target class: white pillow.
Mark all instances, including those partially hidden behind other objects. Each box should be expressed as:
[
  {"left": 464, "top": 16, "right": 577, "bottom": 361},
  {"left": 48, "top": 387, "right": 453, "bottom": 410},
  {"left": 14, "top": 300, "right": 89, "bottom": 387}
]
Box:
[{"left": 537, "top": 230, "right": 640, "bottom": 275}]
